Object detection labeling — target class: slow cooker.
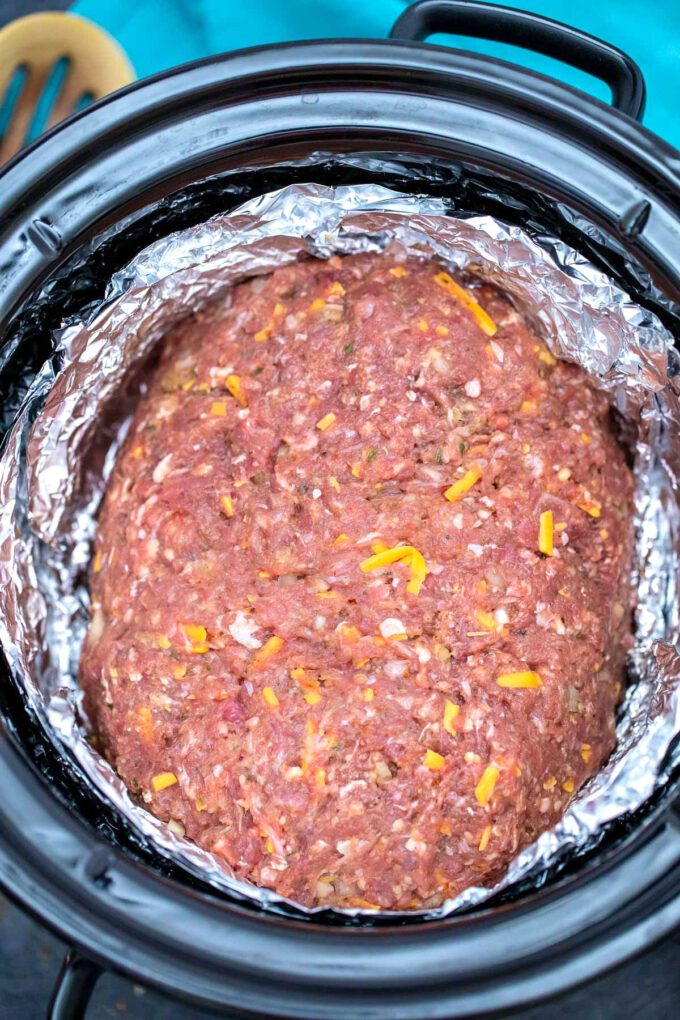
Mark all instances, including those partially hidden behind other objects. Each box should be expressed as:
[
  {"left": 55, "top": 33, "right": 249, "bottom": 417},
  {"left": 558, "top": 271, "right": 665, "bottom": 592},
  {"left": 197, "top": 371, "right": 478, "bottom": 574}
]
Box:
[{"left": 1, "top": 2, "right": 680, "bottom": 1017}]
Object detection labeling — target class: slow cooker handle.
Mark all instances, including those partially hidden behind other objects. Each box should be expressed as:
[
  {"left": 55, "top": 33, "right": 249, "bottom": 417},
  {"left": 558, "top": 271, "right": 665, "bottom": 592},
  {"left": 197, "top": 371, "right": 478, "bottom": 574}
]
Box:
[
  {"left": 47, "top": 950, "right": 101, "bottom": 1020},
  {"left": 390, "top": 0, "right": 646, "bottom": 122}
]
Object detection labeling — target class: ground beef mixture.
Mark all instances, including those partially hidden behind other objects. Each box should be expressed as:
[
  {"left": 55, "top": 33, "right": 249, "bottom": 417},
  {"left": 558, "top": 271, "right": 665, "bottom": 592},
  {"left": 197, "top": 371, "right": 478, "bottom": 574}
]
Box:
[{"left": 80, "top": 253, "right": 634, "bottom": 911}]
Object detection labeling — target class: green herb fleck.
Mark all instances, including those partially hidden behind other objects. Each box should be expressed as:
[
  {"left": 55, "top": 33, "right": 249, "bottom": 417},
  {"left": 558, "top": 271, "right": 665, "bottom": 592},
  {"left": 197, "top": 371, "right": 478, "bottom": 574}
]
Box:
[
  {"left": 253, "top": 365, "right": 264, "bottom": 376},
  {"left": 435, "top": 447, "right": 443, "bottom": 464},
  {"left": 367, "top": 447, "right": 377, "bottom": 462},
  {"left": 344, "top": 342, "right": 354, "bottom": 355},
  {"left": 459, "top": 442, "right": 466, "bottom": 456}
]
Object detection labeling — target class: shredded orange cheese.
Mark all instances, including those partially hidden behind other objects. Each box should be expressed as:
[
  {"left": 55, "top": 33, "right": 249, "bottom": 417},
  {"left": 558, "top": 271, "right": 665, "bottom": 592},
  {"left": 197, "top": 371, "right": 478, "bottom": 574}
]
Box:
[
  {"left": 479, "top": 824, "right": 492, "bottom": 851},
  {"left": 390, "top": 266, "right": 408, "bottom": 278},
  {"left": 253, "top": 635, "right": 283, "bottom": 666},
  {"left": 424, "top": 749, "right": 445, "bottom": 771},
  {"left": 254, "top": 321, "right": 274, "bottom": 341},
  {"left": 350, "top": 463, "right": 362, "bottom": 478},
  {"left": 263, "top": 686, "right": 279, "bottom": 707},
  {"left": 497, "top": 671, "right": 543, "bottom": 688},
  {"left": 328, "top": 281, "right": 345, "bottom": 295},
  {"left": 309, "top": 298, "right": 326, "bottom": 311},
  {"left": 444, "top": 465, "right": 482, "bottom": 502},
  {"left": 93, "top": 550, "right": 102, "bottom": 573},
  {"left": 577, "top": 499, "right": 601, "bottom": 518},
  {"left": 581, "top": 744, "right": 592, "bottom": 763},
  {"left": 539, "top": 509, "right": 553, "bottom": 556},
  {"left": 329, "top": 476, "right": 341, "bottom": 492},
  {"left": 362, "top": 688, "right": 375, "bottom": 702},
  {"left": 418, "top": 319, "right": 429, "bottom": 332},
  {"left": 359, "top": 544, "right": 429, "bottom": 596},
  {"left": 158, "top": 634, "right": 171, "bottom": 650},
  {"left": 433, "top": 272, "right": 497, "bottom": 336},
  {"left": 475, "top": 765, "right": 499, "bottom": 806},
  {"left": 211, "top": 401, "right": 227, "bottom": 416},
  {"left": 340, "top": 624, "right": 361, "bottom": 644},
  {"left": 221, "top": 495, "right": 234, "bottom": 517},
  {"left": 195, "top": 797, "right": 207, "bottom": 812},
  {"left": 173, "top": 664, "right": 187, "bottom": 679},
  {"left": 334, "top": 533, "right": 349, "bottom": 546},
  {"left": 537, "top": 349, "right": 556, "bottom": 366},
  {"left": 183, "top": 624, "right": 206, "bottom": 643},
  {"left": 290, "top": 667, "right": 306, "bottom": 682},
  {"left": 226, "top": 374, "right": 247, "bottom": 407},
  {"left": 543, "top": 775, "right": 557, "bottom": 790},
  {"left": 562, "top": 779, "right": 575, "bottom": 793},
  {"left": 152, "top": 772, "right": 178, "bottom": 792},
  {"left": 443, "top": 699, "right": 459, "bottom": 735},
  {"left": 474, "top": 610, "right": 500, "bottom": 632},
  {"left": 316, "top": 412, "right": 337, "bottom": 431},
  {"left": 435, "top": 325, "right": 449, "bottom": 336},
  {"left": 304, "top": 690, "right": 322, "bottom": 706}
]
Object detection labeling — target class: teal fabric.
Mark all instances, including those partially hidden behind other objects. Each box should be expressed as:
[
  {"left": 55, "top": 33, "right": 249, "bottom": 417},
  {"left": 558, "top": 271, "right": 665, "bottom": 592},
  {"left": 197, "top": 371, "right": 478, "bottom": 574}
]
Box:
[{"left": 73, "top": 0, "right": 680, "bottom": 149}]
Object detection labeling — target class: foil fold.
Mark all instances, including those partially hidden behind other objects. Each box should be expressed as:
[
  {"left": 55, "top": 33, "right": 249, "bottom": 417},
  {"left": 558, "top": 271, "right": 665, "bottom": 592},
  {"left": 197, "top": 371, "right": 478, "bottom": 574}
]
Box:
[{"left": 1, "top": 180, "right": 679, "bottom": 919}]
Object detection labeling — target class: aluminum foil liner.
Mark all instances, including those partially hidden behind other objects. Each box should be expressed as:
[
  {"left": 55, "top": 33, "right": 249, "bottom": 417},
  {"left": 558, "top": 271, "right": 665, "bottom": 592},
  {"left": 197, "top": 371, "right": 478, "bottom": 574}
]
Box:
[{"left": 1, "top": 181, "right": 679, "bottom": 920}]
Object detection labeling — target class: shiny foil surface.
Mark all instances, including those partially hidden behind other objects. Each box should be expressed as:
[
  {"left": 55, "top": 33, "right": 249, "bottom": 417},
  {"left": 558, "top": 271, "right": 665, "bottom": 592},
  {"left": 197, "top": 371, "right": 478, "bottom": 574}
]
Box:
[{"left": 1, "top": 182, "right": 678, "bottom": 918}]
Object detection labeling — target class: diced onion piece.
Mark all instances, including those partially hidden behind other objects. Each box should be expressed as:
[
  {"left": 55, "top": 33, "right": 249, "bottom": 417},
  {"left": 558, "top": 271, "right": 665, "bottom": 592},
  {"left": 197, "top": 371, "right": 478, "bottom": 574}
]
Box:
[
  {"left": 443, "top": 700, "right": 459, "bottom": 735},
  {"left": 433, "top": 272, "right": 497, "bottom": 336},
  {"left": 497, "top": 671, "right": 543, "bottom": 688},
  {"left": 253, "top": 635, "right": 284, "bottom": 666},
  {"left": 539, "top": 509, "right": 553, "bottom": 556},
  {"left": 379, "top": 618, "right": 407, "bottom": 640},
  {"left": 475, "top": 765, "right": 499, "bottom": 806},
  {"left": 424, "top": 749, "right": 445, "bottom": 771},
  {"left": 152, "top": 772, "right": 178, "bottom": 792},
  {"left": 263, "top": 686, "right": 279, "bottom": 707},
  {"left": 444, "top": 465, "right": 482, "bottom": 502},
  {"left": 226, "top": 374, "right": 247, "bottom": 407}
]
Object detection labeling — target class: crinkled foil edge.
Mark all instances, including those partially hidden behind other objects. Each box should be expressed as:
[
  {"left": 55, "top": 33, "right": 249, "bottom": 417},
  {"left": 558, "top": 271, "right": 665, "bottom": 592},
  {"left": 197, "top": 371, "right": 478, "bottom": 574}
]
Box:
[{"left": 1, "top": 181, "right": 679, "bottom": 920}]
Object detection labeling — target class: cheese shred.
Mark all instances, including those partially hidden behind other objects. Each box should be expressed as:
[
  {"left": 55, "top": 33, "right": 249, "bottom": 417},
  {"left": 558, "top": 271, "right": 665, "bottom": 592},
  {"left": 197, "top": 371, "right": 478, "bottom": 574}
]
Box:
[
  {"left": 359, "top": 544, "right": 429, "bottom": 596},
  {"left": 475, "top": 765, "right": 499, "bottom": 806},
  {"left": 424, "top": 749, "right": 445, "bottom": 771},
  {"left": 152, "top": 772, "right": 178, "bottom": 792},
  {"left": 497, "top": 671, "right": 543, "bottom": 688},
  {"left": 539, "top": 509, "right": 554, "bottom": 556},
  {"left": 444, "top": 465, "right": 482, "bottom": 502},
  {"left": 433, "top": 272, "right": 497, "bottom": 336}
]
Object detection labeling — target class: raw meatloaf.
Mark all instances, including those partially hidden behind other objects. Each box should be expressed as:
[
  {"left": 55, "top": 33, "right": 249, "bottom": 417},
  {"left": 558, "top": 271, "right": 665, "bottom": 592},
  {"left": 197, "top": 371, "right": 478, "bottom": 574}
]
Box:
[{"left": 80, "top": 252, "right": 634, "bottom": 911}]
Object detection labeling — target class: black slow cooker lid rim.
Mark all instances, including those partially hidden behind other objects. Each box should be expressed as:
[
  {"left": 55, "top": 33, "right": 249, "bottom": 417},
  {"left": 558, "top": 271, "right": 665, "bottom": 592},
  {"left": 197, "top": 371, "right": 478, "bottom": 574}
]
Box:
[{"left": 2, "top": 36, "right": 679, "bottom": 208}]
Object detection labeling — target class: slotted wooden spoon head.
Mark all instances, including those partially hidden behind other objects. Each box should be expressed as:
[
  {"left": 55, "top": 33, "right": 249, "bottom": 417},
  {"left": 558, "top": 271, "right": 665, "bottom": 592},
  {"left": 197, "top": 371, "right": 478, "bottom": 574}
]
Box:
[{"left": 0, "top": 12, "right": 134, "bottom": 164}]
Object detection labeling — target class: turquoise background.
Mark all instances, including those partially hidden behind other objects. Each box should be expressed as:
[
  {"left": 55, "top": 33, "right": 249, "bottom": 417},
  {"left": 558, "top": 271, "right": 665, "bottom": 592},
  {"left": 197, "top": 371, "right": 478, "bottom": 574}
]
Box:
[{"left": 73, "top": 0, "right": 680, "bottom": 149}]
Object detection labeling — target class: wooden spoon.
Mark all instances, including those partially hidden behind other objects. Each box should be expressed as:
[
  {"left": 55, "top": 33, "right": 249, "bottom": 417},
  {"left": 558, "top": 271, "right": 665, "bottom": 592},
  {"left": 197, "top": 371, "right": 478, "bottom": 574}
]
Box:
[{"left": 0, "top": 12, "right": 134, "bottom": 164}]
